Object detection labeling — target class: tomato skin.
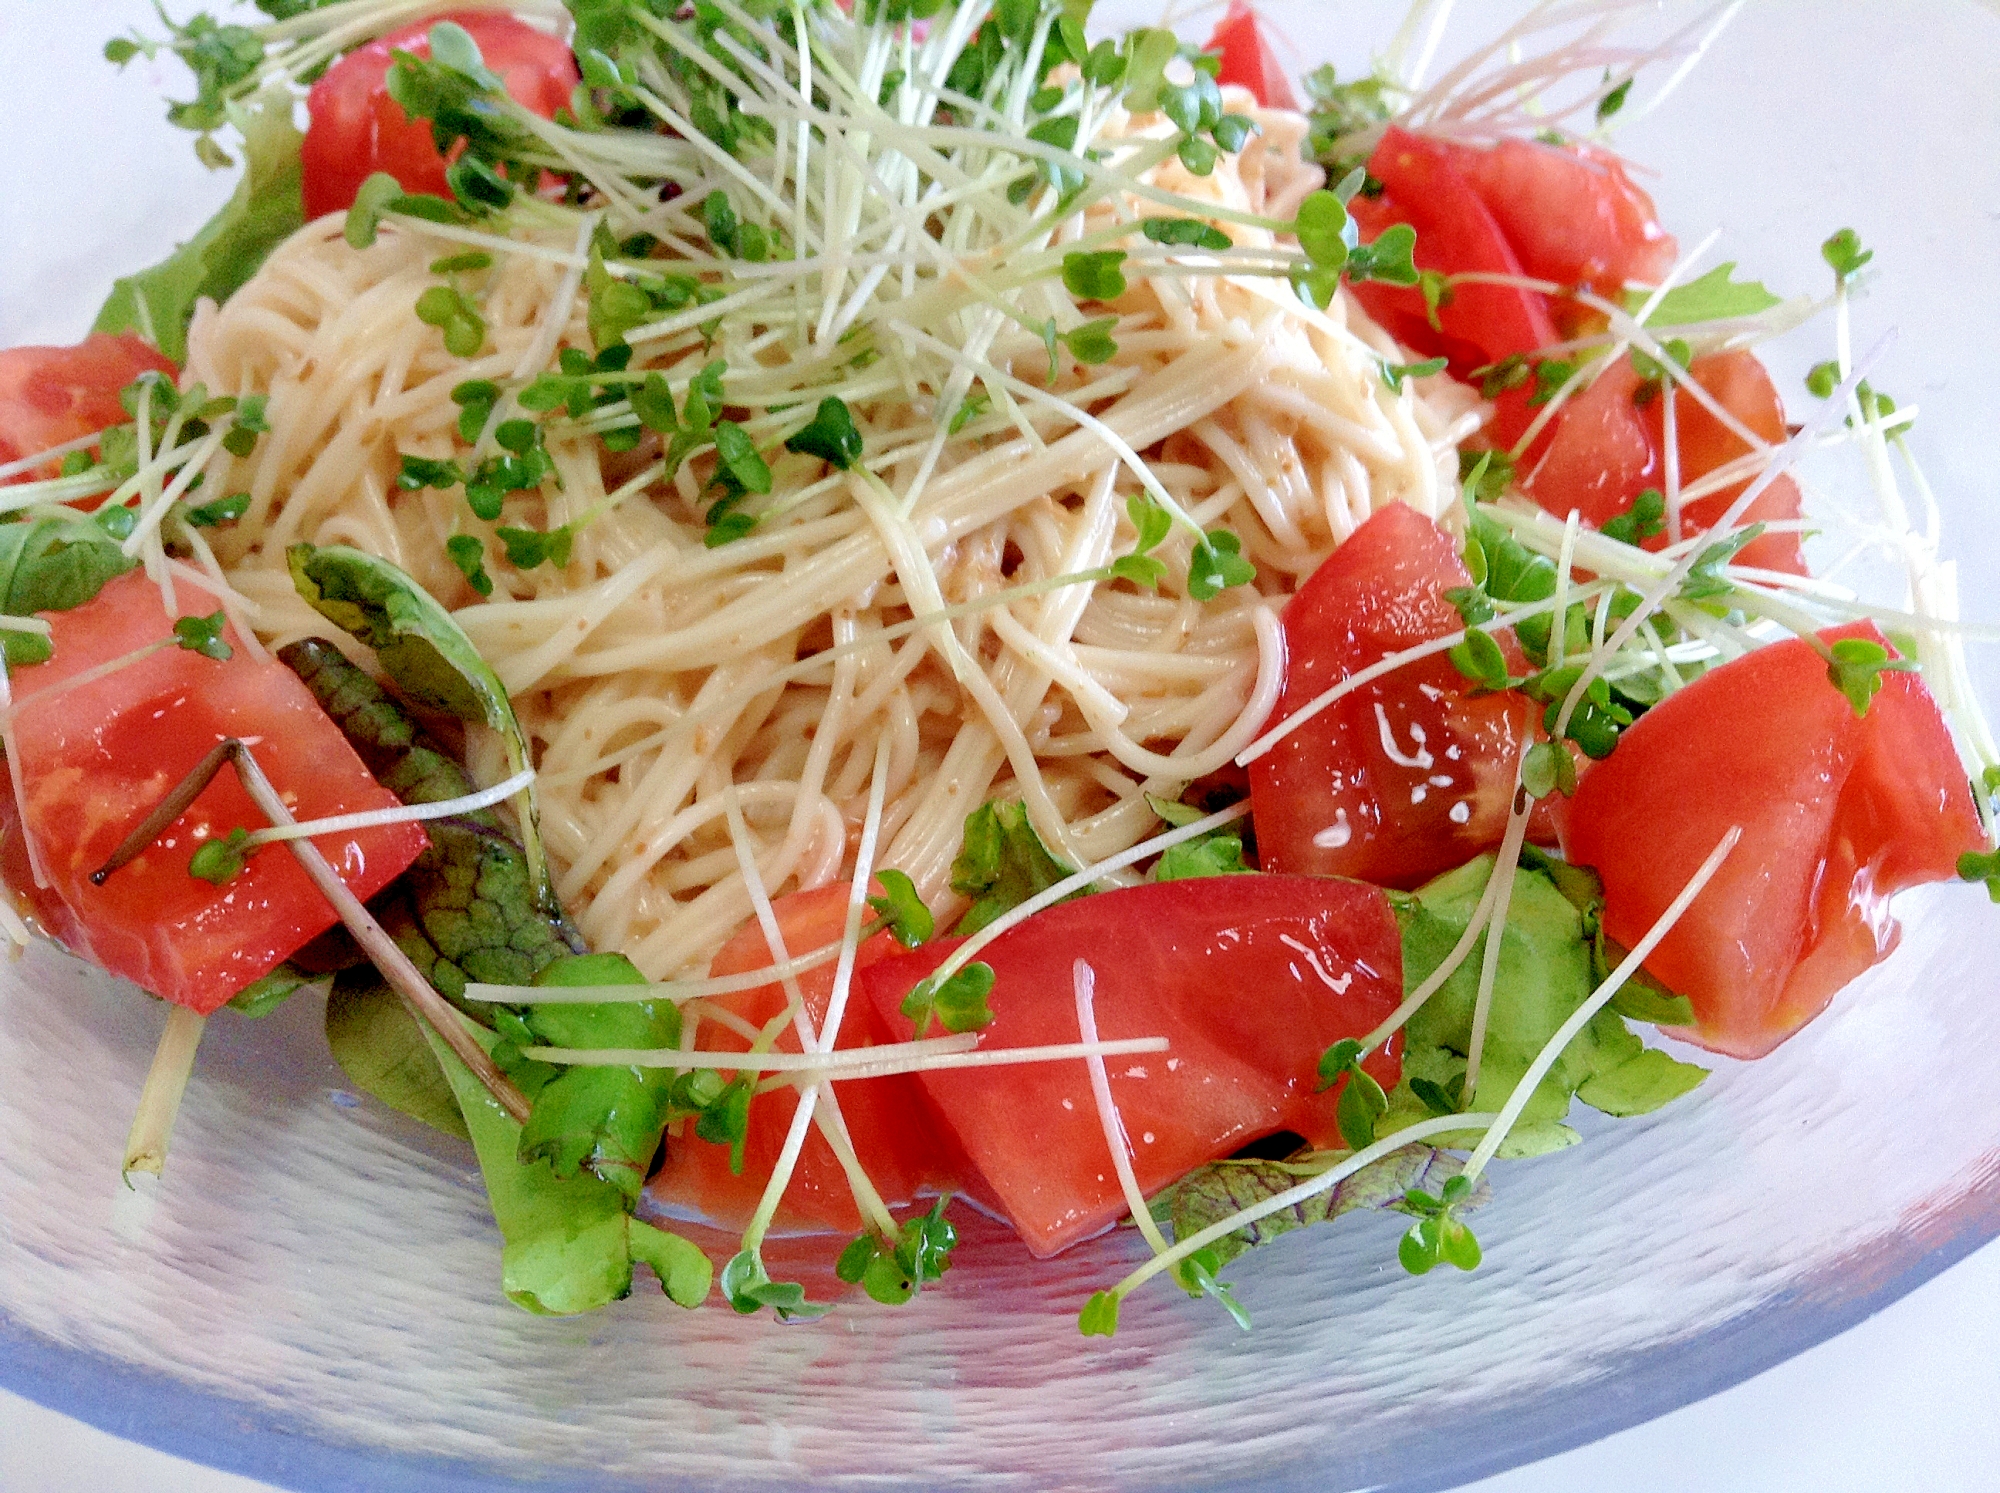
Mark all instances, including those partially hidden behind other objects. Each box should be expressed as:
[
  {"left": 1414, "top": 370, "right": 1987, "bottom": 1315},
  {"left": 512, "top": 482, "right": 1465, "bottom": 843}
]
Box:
[
  {"left": 1561, "top": 624, "right": 1983, "bottom": 1059},
  {"left": 1526, "top": 350, "right": 1806, "bottom": 575},
  {"left": 1450, "top": 139, "right": 1677, "bottom": 299},
  {"left": 644, "top": 883, "right": 961, "bottom": 1235},
  {"left": 1348, "top": 130, "right": 1559, "bottom": 450},
  {"left": 0, "top": 335, "right": 176, "bottom": 480},
  {"left": 1250, "top": 503, "right": 1538, "bottom": 889},
  {"left": 2, "top": 572, "right": 428, "bottom": 1014},
  {"left": 300, "top": 12, "right": 579, "bottom": 220},
  {"left": 1205, "top": 2, "right": 1299, "bottom": 111},
  {"left": 860, "top": 877, "right": 1404, "bottom": 1258}
]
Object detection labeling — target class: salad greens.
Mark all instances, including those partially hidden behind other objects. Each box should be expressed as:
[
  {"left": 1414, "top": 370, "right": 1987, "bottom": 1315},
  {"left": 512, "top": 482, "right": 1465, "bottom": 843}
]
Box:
[
  {"left": 30, "top": 0, "right": 1986, "bottom": 1341},
  {"left": 93, "top": 87, "right": 304, "bottom": 362}
]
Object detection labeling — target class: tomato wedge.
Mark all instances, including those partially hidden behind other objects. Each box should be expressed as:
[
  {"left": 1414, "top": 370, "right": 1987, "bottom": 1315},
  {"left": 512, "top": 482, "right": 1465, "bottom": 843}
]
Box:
[
  {"left": 300, "top": 11, "right": 579, "bottom": 220},
  {"left": 1250, "top": 502, "right": 1540, "bottom": 889},
  {"left": 1525, "top": 350, "right": 1806, "bottom": 575},
  {"left": 0, "top": 335, "right": 175, "bottom": 480},
  {"left": 645, "top": 883, "right": 960, "bottom": 1234},
  {"left": 1561, "top": 624, "right": 1983, "bottom": 1059},
  {"left": 861, "top": 877, "right": 1404, "bottom": 1257},
  {"left": 1, "top": 572, "right": 428, "bottom": 1014},
  {"left": 1449, "top": 138, "right": 1678, "bottom": 301},
  {"left": 1205, "top": 2, "right": 1298, "bottom": 111}
]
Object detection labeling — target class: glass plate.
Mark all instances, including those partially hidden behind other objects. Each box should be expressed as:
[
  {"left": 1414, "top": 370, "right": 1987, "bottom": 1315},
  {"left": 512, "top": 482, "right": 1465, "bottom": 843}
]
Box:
[{"left": 2, "top": 2, "right": 1995, "bottom": 1489}]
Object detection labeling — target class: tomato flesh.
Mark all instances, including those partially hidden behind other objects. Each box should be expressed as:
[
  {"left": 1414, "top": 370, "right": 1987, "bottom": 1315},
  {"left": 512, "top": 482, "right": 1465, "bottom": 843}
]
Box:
[
  {"left": 300, "top": 12, "right": 579, "bottom": 220},
  {"left": 860, "top": 877, "right": 1404, "bottom": 1257},
  {"left": 644, "top": 883, "right": 960, "bottom": 1234},
  {"left": 1348, "top": 128, "right": 1561, "bottom": 451},
  {"left": 1526, "top": 350, "right": 1806, "bottom": 575},
  {"left": 3, "top": 572, "right": 428, "bottom": 1014},
  {"left": 1450, "top": 139, "right": 1678, "bottom": 299},
  {"left": 1249, "top": 502, "right": 1538, "bottom": 889},
  {"left": 1561, "top": 624, "right": 1983, "bottom": 1058},
  {"left": 0, "top": 335, "right": 175, "bottom": 480},
  {"left": 1205, "top": 2, "right": 1298, "bottom": 111}
]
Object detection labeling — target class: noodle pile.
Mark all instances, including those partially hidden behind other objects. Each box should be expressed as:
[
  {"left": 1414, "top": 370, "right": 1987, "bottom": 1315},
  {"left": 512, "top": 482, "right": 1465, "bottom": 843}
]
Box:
[{"left": 184, "top": 95, "right": 1480, "bottom": 980}]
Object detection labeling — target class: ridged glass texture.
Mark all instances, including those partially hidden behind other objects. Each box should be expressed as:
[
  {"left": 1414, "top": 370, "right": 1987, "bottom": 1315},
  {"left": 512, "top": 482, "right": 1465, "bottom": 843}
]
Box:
[{"left": 1, "top": 2, "right": 1996, "bottom": 1489}]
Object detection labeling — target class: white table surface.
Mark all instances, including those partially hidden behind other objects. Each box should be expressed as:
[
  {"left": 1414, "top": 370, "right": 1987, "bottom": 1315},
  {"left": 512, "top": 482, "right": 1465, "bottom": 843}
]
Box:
[{"left": 3, "top": 2, "right": 1996, "bottom": 1489}]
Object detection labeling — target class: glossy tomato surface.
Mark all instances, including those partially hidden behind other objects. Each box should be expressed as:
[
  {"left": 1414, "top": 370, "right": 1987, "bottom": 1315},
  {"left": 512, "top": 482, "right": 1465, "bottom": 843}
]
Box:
[
  {"left": 300, "top": 11, "right": 579, "bottom": 220},
  {"left": 1525, "top": 350, "right": 1806, "bottom": 574},
  {"left": 1348, "top": 127, "right": 1559, "bottom": 449},
  {"left": 1451, "top": 137, "right": 1678, "bottom": 299},
  {"left": 1250, "top": 502, "right": 1535, "bottom": 889},
  {"left": 2, "top": 572, "right": 427, "bottom": 1014},
  {"left": 0, "top": 334, "right": 174, "bottom": 478},
  {"left": 1562, "top": 624, "right": 1983, "bottom": 1059},
  {"left": 645, "top": 882, "right": 959, "bottom": 1234},
  {"left": 861, "top": 876, "right": 1404, "bottom": 1257},
  {"left": 1206, "top": 1, "right": 1299, "bottom": 110}
]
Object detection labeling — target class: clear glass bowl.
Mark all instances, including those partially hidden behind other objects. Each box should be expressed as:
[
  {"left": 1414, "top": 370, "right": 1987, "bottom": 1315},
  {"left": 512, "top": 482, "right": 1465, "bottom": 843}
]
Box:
[{"left": 2, "top": 2, "right": 1995, "bottom": 1488}]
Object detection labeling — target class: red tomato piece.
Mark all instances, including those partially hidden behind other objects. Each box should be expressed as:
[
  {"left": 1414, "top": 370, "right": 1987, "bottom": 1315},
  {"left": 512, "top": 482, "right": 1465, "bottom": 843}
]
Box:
[
  {"left": 300, "top": 12, "right": 579, "bottom": 220},
  {"left": 1249, "top": 503, "right": 1541, "bottom": 889},
  {"left": 1205, "top": 1, "right": 1299, "bottom": 111},
  {"left": 860, "top": 876, "right": 1404, "bottom": 1258},
  {"left": 1450, "top": 138, "right": 1678, "bottom": 299},
  {"left": 1561, "top": 623, "right": 1983, "bottom": 1059},
  {"left": 2, "top": 572, "right": 428, "bottom": 1014},
  {"left": 1526, "top": 350, "right": 1806, "bottom": 575},
  {"left": 1666, "top": 351, "right": 1806, "bottom": 575},
  {"left": 644, "top": 883, "right": 961, "bottom": 1235},
  {"left": 0, "top": 335, "right": 175, "bottom": 480},
  {"left": 1348, "top": 128, "right": 1560, "bottom": 450}
]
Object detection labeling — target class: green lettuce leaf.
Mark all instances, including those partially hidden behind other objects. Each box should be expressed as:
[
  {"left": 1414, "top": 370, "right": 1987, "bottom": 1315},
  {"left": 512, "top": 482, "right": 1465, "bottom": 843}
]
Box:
[
  {"left": 517, "top": 953, "right": 683, "bottom": 1204},
  {"left": 286, "top": 544, "right": 554, "bottom": 912},
  {"left": 0, "top": 516, "right": 138, "bottom": 664},
  {"left": 279, "top": 639, "right": 583, "bottom": 1001},
  {"left": 93, "top": 86, "right": 305, "bottom": 362},
  {"left": 1383, "top": 857, "right": 1707, "bottom": 1145},
  {"left": 419, "top": 1011, "right": 710, "bottom": 1315},
  {"left": 1624, "top": 262, "right": 1782, "bottom": 328},
  {"left": 1155, "top": 1145, "right": 1482, "bottom": 1270},
  {"left": 325, "top": 976, "right": 471, "bottom": 1140}
]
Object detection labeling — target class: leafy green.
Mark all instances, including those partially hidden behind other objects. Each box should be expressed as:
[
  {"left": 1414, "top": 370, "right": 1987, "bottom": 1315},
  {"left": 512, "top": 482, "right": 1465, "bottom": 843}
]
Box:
[
  {"left": 226, "top": 961, "right": 328, "bottom": 1018},
  {"left": 1145, "top": 794, "right": 1253, "bottom": 882},
  {"left": 172, "top": 610, "right": 232, "bottom": 661},
  {"left": 420, "top": 1012, "right": 710, "bottom": 1314},
  {"left": 1155, "top": 1144, "right": 1479, "bottom": 1271},
  {"left": 325, "top": 976, "right": 471, "bottom": 1140},
  {"left": 784, "top": 396, "right": 864, "bottom": 470},
  {"left": 0, "top": 516, "right": 138, "bottom": 664},
  {"left": 834, "top": 1196, "right": 959, "bottom": 1305},
  {"left": 1575, "top": 1046, "right": 1709, "bottom": 1117},
  {"left": 94, "top": 87, "right": 304, "bottom": 363},
  {"left": 720, "top": 1248, "right": 826, "bottom": 1320},
  {"left": 1957, "top": 847, "right": 2000, "bottom": 904},
  {"left": 1187, "top": 529, "right": 1256, "bottom": 599},
  {"left": 1397, "top": 1173, "right": 1482, "bottom": 1274},
  {"left": 1825, "top": 635, "right": 1914, "bottom": 718},
  {"left": 901, "top": 961, "right": 997, "bottom": 1037},
  {"left": 1062, "top": 250, "right": 1128, "bottom": 301},
  {"left": 867, "top": 868, "right": 934, "bottom": 948},
  {"left": 1379, "top": 857, "right": 1707, "bottom": 1147},
  {"left": 286, "top": 544, "right": 554, "bottom": 912},
  {"left": 517, "top": 953, "right": 683, "bottom": 1204},
  {"left": 1822, "top": 227, "right": 1873, "bottom": 282},
  {"left": 1623, "top": 263, "right": 1781, "bottom": 327},
  {"left": 277, "top": 640, "right": 584, "bottom": 1002},
  {"left": 950, "top": 800, "right": 1080, "bottom": 935}
]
